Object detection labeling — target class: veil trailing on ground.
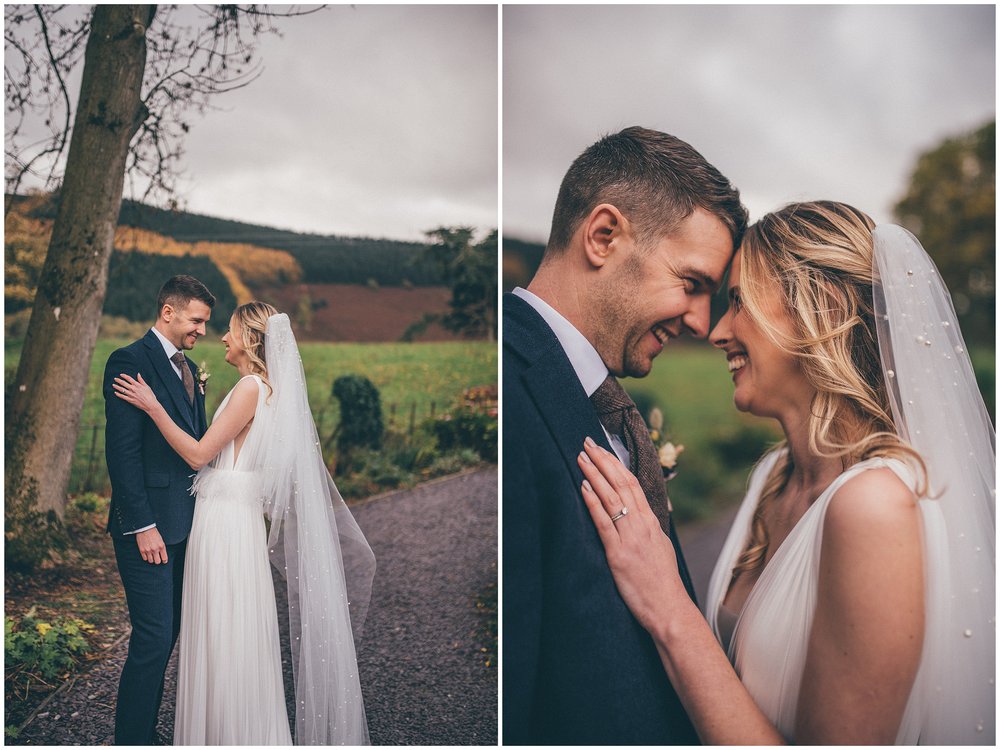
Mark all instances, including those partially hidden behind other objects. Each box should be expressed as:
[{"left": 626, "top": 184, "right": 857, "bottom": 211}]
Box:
[
  {"left": 239, "top": 313, "right": 376, "bottom": 745},
  {"left": 872, "top": 225, "right": 995, "bottom": 744}
]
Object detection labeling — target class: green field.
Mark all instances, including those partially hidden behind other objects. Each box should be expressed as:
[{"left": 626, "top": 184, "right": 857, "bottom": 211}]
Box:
[{"left": 5, "top": 338, "right": 497, "bottom": 494}]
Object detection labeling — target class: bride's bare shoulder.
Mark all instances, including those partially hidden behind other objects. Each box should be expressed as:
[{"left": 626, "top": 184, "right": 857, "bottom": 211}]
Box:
[{"left": 823, "top": 466, "right": 920, "bottom": 553}]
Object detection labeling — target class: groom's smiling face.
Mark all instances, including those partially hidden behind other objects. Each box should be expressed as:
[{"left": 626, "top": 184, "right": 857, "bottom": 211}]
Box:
[
  {"left": 593, "top": 208, "right": 734, "bottom": 378},
  {"left": 161, "top": 299, "right": 212, "bottom": 351}
]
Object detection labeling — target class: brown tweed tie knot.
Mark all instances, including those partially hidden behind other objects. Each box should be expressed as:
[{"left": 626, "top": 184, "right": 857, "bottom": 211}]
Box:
[
  {"left": 589, "top": 375, "right": 672, "bottom": 536},
  {"left": 171, "top": 351, "right": 195, "bottom": 404}
]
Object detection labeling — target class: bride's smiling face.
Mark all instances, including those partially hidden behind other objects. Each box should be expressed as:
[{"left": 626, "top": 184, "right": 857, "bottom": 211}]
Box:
[
  {"left": 709, "top": 251, "right": 812, "bottom": 419},
  {"left": 221, "top": 315, "right": 249, "bottom": 368}
]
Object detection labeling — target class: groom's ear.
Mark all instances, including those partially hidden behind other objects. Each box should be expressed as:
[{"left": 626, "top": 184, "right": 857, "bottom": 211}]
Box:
[{"left": 582, "top": 204, "right": 626, "bottom": 269}]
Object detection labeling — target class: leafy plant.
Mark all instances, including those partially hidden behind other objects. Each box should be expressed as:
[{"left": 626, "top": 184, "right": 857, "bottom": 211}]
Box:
[
  {"left": 71, "top": 493, "right": 104, "bottom": 513},
  {"left": 432, "top": 411, "right": 497, "bottom": 461},
  {"left": 5, "top": 610, "right": 93, "bottom": 687}
]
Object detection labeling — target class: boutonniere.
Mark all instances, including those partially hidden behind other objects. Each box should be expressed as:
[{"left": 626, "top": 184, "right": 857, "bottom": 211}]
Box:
[
  {"left": 196, "top": 361, "right": 211, "bottom": 396},
  {"left": 647, "top": 407, "right": 684, "bottom": 481}
]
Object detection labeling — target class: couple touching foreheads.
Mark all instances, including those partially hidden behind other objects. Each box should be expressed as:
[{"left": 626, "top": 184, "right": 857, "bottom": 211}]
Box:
[{"left": 503, "top": 127, "right": 995, "bottom": 745}]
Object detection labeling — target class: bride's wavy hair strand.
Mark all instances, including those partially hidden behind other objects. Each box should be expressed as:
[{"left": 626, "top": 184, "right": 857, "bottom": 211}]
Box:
[
  {"left": 233, "top": 300, "right": 279, "bottom": 400},
  {"left": 732, "top": 201, "right": 928, "bottom": 579}
]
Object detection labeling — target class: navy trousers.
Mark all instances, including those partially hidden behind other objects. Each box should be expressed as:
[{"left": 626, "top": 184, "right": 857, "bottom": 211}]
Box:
[{"left": 112, "top": 537, "right": 187, "bottom": 745}]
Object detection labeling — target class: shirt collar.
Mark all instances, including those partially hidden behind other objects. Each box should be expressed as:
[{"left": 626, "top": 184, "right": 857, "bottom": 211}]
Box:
[
  {"left": 150, "top": 326, "right": 181, "bottom": 363},
  {"left": 512, "top": 287, "right": 608, "bottom": 396}
]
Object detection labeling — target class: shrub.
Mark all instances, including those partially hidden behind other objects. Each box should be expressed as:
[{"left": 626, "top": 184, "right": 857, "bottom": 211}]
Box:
[
  {"left": 432, "top": 410, "right": 497, "bottom": 461},
  {"left": 331, "top": 375, "right": 385, "bottom": 468},
  {"left": 431, "top": 384, "right": 498, "bottom": 461}
]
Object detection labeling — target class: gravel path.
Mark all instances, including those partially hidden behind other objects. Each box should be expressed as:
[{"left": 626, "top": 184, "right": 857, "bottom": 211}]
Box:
[{"left": 16, "top": 468, "right": 498, "bottom": 746}]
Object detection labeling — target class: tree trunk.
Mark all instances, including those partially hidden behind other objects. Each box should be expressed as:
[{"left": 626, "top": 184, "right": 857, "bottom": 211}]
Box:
[{"left": 8, "top": 5, "right": 156, "bottom": 519}]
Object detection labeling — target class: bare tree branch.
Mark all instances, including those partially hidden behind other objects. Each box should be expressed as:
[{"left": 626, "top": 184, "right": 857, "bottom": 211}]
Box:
[{"left": 5, "top": 4, "right": 326, "bottom": 208}]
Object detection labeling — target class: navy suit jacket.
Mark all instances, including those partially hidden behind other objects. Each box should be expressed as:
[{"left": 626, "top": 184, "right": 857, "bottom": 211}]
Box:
[
  {"left": 103, "top": 330, "right": 208, "bottom": 545},
  {"left": 503, "top": 292, "right": 699, "bottom": 745}
]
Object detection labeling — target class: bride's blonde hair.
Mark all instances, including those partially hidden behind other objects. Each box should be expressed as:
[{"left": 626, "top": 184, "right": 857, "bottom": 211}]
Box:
[
  {"left": 732, "top": 201, "right": 927, "bottom": 579},
  {"left": 233, "top": 301, "right": 279, "bottom": 399}
]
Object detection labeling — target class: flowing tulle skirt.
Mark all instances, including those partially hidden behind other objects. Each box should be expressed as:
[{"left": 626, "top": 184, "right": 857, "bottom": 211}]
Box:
[{"left": 174, "top": 470, "right": 292, "bottom": 745}]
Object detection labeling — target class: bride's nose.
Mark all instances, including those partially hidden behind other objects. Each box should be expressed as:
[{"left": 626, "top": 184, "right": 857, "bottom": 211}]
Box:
[{"left": 709, "top": 310, "right": 731, "bottom": 349}]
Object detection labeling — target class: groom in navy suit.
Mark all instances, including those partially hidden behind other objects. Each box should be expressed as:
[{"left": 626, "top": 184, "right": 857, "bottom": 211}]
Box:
[
  {"left": 503, "top": 127, "right": 747, "bottom": 744},
  {"left": 104, "top": 275, "right": 214, "bottom": 745}
]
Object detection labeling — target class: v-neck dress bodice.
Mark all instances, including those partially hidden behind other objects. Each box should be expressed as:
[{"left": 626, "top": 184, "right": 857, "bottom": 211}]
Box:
[{"left": 705, "top": 450, "right": 923, "bottom": 742}]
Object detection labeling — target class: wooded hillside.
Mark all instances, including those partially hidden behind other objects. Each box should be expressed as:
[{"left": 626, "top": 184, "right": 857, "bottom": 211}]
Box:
[
  {"left": 11, "top": 193, "right": 448, "bottom": 286},
  {"left": 5, "top": 195, "right": 473, "bottom": 341}
]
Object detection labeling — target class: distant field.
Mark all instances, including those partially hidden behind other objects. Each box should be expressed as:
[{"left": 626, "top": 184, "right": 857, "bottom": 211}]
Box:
[
  {"left": 255, "top": 283, "right": 463, "bottom": 342},
  {"left": 5, "top": 338, "right": 497, "bottom": 494}
]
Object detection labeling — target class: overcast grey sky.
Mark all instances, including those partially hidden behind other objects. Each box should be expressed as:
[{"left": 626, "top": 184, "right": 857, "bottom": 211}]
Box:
[
  {"left": 179, "top": 4, "right": 498, "bottom": 241},
  {"left": 503, "top": 4, "right": 995, "bottom": 243}
]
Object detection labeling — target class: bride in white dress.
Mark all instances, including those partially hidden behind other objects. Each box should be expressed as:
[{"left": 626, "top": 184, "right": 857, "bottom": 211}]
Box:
[
  {"left": 577, "top": 202, "right": 994, "bottom": 744},
  {"left": 115, "top": 302, "right": 375, "bottom": 745}
]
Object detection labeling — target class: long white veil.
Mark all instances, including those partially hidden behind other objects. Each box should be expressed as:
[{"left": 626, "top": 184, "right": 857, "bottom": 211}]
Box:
[
  {"left": 872, "top": 225, "right": 995, "bottom": 744},
  {"left": 239, "top": 313, "right": 376, "bottom": 745}
]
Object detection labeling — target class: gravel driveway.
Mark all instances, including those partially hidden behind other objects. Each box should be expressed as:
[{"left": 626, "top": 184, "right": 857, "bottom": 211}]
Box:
[{"left": 16, "top": 467, "right": 498, "bottom": 746}]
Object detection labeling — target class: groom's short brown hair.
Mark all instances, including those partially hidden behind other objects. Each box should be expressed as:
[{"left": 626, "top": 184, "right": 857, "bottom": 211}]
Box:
[
  {"left": 546, "top": 126, "right": 747, "bottom": 254},
  {"left": 156, "top": 275, "right": 216, "bottom": 317}
]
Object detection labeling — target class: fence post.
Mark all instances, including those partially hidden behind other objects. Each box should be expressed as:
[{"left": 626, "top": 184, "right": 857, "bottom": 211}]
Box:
[
  {"left": 84, "top": 424, "right": 100, "bottom": 492},
  {"left": 389, "top": 402, "right": 396, "bottom": 427},
  {"left": 430, "top": 401, "right": 436, "bottom": 420},
  {"left": 408, "top": 402, "right": 416, "bottom": 437}
]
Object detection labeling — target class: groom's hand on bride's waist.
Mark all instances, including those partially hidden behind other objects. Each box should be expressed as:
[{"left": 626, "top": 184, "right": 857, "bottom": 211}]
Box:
[{"left": 136, "top": 527, "right": 168, "bottom": 564}]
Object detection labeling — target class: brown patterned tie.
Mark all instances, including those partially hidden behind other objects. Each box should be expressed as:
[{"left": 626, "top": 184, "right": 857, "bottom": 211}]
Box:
[
  {"left": 171, "top": 351, "right": 194, "bottom": 404},
  {"left": 589, "top": 375, "right": 672, "bottom": 536}
]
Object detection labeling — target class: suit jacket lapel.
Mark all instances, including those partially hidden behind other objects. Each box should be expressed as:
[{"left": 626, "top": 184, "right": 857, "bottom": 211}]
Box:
[
  {"left": 142, "top": 331, "right": 197, "bottom": 435},
  {"left": 505, "top": 293, "right": 698, "bottom": 604},
  {"left": 505, "top": 294, "right": 616, "bottom": 475}
]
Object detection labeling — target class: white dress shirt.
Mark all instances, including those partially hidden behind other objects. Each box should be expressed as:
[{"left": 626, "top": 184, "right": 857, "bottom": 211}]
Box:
[
  {"left": 150, "top": 326, "right": 185, "bottom": 380},
  {"left": 125, "top": 327, "right": 186, "bottom": 536},
  {"left": 513, "top": 287, "right": 630, "bottom": 466}
]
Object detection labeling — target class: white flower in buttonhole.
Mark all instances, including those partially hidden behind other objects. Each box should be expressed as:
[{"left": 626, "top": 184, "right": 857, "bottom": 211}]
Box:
[
  {"left": 646, "top": 407, "right": 684, "bottom": 480},
  {"left": 197, "top": 361, "right": 211, "bottom": 396}
]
